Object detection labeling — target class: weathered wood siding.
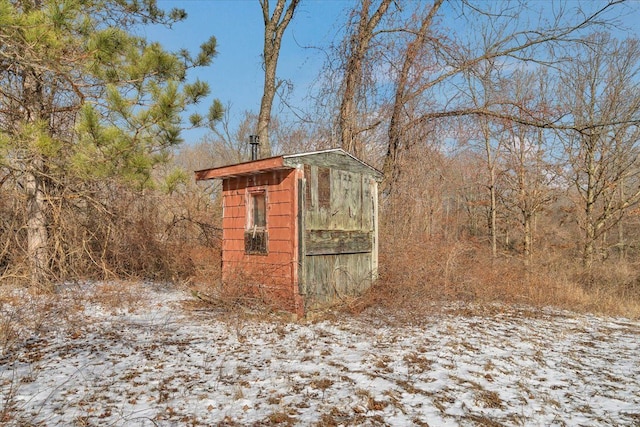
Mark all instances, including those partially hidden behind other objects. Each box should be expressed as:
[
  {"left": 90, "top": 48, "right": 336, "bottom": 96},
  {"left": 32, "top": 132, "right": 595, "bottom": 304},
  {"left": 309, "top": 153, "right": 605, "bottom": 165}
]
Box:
[
  {"left": 303, "top": 253, "right": 373, "bottom": 303},
  {"left": 301, "top": 162, "right": 378, "bottom": 308},
  {"left": 221, "top": 169, "right": 303, "bottom": 313},
  {"left": 305, "top": 230, "right": 372, "bottom": 255},
  {"left": 303, "top": 167, "right": 373, "bottom": 231}
]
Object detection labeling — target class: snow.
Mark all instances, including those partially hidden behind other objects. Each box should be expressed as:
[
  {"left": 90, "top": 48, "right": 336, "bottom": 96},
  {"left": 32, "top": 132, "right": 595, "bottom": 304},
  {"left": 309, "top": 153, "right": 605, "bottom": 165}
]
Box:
[{"left": 1, "top": 282, "right": 639, "bottom": 426}]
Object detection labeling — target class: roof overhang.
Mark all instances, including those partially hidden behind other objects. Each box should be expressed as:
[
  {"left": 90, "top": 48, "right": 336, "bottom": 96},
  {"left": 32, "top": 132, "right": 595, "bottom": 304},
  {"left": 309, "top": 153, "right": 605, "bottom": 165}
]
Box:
[
  {"left": 195, "top": 148, "right": 383, "bottom": 182},
  {"left": 194, "top": 156, "right": 291, "bottom": 180}
]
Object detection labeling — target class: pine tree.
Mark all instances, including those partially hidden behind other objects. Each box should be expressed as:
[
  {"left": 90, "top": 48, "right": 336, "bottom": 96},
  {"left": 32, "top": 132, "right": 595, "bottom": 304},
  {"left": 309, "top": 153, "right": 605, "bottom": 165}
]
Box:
[{"left": 0, "top": 0, "right": 222, "bottom": 286}]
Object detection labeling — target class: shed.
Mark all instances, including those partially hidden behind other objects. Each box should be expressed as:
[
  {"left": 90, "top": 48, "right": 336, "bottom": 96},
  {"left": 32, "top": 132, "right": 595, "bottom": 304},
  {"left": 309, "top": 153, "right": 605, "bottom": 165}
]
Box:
[{"left": 195, "top": 148, "right": 382, "bottom": 316}]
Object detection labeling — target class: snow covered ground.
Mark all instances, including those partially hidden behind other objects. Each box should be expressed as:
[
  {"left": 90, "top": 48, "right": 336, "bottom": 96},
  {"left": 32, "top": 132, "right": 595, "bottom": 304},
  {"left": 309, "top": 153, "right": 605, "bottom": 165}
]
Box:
[{"left": 1, "top": 282, "right": 639, "bottom": 426}]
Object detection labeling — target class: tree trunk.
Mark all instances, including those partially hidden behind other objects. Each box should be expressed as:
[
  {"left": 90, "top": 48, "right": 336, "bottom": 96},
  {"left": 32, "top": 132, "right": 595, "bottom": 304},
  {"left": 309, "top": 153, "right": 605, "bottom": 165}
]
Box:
[
  {"left": 583, "top": 220, "right": 595, "bottom": 269},
  {"left": 257, "top": 0, "right": 300, "bottom": 159},
  {"left": 382, "top": 0, "right": 442, "bottom": 194},
  {"left": 339, "top": 0, "right": 391, "bottom": 157},
  {"left": 519, "top": 152, "right": 531, "bottom": 264},
  {"left": 22, "top": 65, "right": 50, "bottom": 286},
  {"left": 583, "top": 139, "right": 597, "bottom": 269},
  {"left": 26, "top": 156, "right": 49, "bottom": 287},
  {"left": 618, "top": 183, "right": 626, "bottom": 261},
  {"left": 583, "top": 195, "right": 596, "bottom": 269},
  {"left": 523, "top": 213, "right": 532, "bottom": 265},
  {"left": 480, "top": 116, "right": 498, "bottom": 259},
  {"left": 489, "top": 176, "right": 497, "bottom": 258},
  {"left": 257, "top": 52, "right": 277, "bottom": 158}
]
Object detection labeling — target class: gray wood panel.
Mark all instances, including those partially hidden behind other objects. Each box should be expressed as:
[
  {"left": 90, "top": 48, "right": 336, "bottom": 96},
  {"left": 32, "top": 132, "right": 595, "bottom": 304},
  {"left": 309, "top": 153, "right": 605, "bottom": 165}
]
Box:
[
  {"left": 305, "top": 230, "right": 372, "bottom": 255},
  {"left": 303, "top": 253, "right": 373, "bottom": 307},
  {"left": 304, "top": 165, "right": 374, "bottom": 232},
  {"left": 292, "top": 151, "right": 380, "bottom": 311}
]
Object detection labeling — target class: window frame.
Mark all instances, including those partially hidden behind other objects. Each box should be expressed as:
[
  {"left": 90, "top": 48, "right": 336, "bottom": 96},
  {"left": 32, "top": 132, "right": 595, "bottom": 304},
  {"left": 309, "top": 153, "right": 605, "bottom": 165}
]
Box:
[{"left": 245, "top": 188, "right": 268, "bottom": 255}]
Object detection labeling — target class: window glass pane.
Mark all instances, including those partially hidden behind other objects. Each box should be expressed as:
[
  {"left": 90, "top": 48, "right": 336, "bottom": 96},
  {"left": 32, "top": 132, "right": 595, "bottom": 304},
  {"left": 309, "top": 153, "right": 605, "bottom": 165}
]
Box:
[{"left": 253, "top": 193, "right": 266, "bottom": 227}]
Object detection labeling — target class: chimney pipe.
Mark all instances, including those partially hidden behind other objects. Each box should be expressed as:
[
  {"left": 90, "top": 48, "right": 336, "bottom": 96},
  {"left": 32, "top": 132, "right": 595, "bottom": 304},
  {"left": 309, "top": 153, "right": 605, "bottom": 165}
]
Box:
[{"left": 249, "top": 135, "right": 260, "bottom": 161}]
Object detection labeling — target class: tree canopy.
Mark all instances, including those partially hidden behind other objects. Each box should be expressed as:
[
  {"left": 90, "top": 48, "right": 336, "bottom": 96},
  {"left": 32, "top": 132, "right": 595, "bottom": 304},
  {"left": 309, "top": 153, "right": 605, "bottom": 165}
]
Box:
[
  {"left": 0, "top": 0, "right": 222, "bottom": 284},
  {"left": 0, "top": 0, "right": 221, "bottom": 184}
]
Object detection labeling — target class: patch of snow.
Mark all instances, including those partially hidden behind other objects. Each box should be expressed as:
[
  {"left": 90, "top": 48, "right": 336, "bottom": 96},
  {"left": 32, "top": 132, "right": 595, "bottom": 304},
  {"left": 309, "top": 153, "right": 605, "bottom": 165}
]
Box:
[{"left": 1, "top": 283, "right": 639, "bottom": 426}]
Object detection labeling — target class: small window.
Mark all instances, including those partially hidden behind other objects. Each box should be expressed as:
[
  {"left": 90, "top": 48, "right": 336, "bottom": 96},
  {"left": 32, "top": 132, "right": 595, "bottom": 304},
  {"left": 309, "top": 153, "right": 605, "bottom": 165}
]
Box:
[
  {"left": 252, "top": 192, "right": 266, "bottom": 228},
  {"left": 246, "top": 190, "right": 268, "bottom": 254}
]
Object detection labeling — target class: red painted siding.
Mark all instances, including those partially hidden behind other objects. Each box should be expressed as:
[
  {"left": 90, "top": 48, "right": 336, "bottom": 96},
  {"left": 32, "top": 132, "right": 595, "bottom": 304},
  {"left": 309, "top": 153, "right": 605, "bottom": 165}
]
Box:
[{"left": 220, "top": 168, "right": 303, "bottom": 315}]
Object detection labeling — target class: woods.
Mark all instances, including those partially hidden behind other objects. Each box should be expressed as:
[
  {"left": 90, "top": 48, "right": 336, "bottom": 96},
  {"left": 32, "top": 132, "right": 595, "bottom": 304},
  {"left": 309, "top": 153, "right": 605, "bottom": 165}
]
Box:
[
  {"left": 0, "top": 0, "right": 222, "bottom": 286},
  {"left": 2, "top": 0, "right": 640, "bottom": 317}
]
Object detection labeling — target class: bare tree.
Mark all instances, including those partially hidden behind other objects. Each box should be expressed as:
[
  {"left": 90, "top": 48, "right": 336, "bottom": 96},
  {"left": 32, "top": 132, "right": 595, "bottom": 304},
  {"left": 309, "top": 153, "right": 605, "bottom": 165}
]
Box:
[
  {"left": 499, "top": 70, "right": 560, "bottom": 263},
  {"left": 338, "top": 0, "right": 393, "bottom": 157},
  {"left": 378, "top": 1, "right": 625, "bottom": 193},
  {"left": 458, "top": 58, "right": 506, "bottom": 258},
  {"left": 382, "top": 0, "right": 444, "bottom": 193},
  {"left": 208, "top": 108, "right": 258, "bottom": 165},
  {"left": 257, "top": 0, "right": 300, "bottom": 158},
  {"left": 560, "top": 33, "right": 640, "bottom": 268}
]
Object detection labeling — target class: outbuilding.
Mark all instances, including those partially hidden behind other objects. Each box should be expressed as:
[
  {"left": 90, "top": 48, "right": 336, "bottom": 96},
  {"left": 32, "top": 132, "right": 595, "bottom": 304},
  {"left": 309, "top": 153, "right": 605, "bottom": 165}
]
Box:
[{"left": 195, "top": 148, "right": 382, "bottom": 316}]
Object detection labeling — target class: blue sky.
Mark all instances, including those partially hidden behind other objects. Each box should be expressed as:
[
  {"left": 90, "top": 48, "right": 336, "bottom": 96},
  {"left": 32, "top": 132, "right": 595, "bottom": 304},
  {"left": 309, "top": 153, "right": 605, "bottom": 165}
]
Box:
[
  {"left": 148, "top": 0, "right": 352, "bottom": 143},
  {"left": 147, "top": 1, "right": 640, "bottom": 145}
]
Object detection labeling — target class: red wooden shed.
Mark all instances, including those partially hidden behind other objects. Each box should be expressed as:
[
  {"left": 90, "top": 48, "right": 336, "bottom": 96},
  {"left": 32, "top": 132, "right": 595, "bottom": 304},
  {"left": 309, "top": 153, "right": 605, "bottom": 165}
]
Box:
[{"left": 195, "top": 148, "right": 382, "bottom": 317}]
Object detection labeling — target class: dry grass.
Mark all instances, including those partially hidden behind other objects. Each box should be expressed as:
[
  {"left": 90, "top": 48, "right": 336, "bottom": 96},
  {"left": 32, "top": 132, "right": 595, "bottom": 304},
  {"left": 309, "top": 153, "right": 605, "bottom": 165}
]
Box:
[
  {"left": 0, "top": 286, "right": 71, "bottom": 358},
  {"left": 84, "top": 281, "right": 146, "bottom": 313},
  {"left": 350, "top": 237, "right": 640, "bottom": 320},
  {"left": 184, "top": 232, "right": 640, "bottom": 321},
  {"left": 185, "top": 261, "right": 306, "bottom": 322}
]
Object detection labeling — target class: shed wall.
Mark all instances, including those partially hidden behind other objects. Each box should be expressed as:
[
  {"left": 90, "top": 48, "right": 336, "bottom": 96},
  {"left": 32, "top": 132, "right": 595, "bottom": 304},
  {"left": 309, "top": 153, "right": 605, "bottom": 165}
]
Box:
[
  {"left": 301, "top": 164, "right": 378, "bottom": 308},
  {"left": 221, "top": 169, "right": 302, "bottom": 313}
]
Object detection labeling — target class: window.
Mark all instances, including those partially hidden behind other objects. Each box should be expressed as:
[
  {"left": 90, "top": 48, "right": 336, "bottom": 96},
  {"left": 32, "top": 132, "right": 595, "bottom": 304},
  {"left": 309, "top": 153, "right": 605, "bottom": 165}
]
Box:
[
  {"left": 245, "top": 190, "right": 268, "bottom": 254},
  {"left": 251, "top": 192, "right": 266, "bottom": 228}
]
